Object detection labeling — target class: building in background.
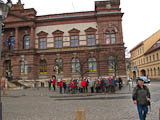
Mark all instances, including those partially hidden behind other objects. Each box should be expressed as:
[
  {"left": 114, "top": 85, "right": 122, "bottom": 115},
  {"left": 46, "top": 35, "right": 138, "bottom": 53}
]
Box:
[
  {"left": 2, "top": 0, "right": 126, "bottom": 83},
  {"left": 130, "top": 29, "right": 160, "bottom": 81}
]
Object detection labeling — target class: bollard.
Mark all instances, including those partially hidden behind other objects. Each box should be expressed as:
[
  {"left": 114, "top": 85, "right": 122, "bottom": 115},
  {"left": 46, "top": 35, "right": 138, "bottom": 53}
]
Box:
[{"left": 75, "top": 108, "right": 86, "bottom": 120}]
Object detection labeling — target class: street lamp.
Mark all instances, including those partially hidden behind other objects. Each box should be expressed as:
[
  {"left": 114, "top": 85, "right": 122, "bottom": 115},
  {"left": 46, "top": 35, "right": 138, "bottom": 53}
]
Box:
[
  {"left": 21, "top": 55, "right": 25, "bottom": 95},
  {"left": 0, "top": 0, "right": 12, "bottom": 119}
]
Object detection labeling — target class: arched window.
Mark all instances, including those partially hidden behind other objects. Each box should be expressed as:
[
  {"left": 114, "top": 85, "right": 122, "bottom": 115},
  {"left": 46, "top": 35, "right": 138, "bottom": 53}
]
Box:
[
  {"left": 23, "top": 35, "right": 30, "bottom": 49},
  {"left": 158, "top": 67, "right": 160, "bottom": 76},
  {"left": 21, "top": 60, "right": 28, "bottom": 74},
  {"left": 40, "top": 59, "right": 47, "bottom": 74},
  {"left": 106, "top": 31, "right": 116, "bottom": 44},
  {"left": 72, "top": 57, "right": 80, "bottom": 72},
  {"left": 150, "top": 69, "right": 152, "bottom": 76},
  {"left": 154, "top": 68, "right": 156, "bottom": 76},
  {"left": 147, "top": 69, "right": 150, "bottom": 76},
  {"left": 111, "top": 31, "right": 116, "bottom": 44},
  {"left": 88, "top": 57, "right": 97, "bottom": 72},
  {"left": 106, "top": 31, "right": 110, "bottom": 44},
  {"left": 108, "top": 56, "right": 117, "bottom": 71},
  {"left": 55, "top": 58, "right": 63, "bottom": 73}
]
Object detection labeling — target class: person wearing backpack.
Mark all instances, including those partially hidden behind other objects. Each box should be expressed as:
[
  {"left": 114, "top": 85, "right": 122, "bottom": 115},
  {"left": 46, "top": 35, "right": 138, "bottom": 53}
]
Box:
[{"left": 132, "top": 78, "right": 151, "bottom": 120}]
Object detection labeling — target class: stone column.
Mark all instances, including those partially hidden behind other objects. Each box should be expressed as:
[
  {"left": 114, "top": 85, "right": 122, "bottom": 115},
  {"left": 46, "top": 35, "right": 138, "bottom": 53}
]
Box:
[
  {"left": 30, "top": 26, "right": 35, "bottom": 49},
  {"left": 15, "top": 27, "right": 19, "bottom": 49}
]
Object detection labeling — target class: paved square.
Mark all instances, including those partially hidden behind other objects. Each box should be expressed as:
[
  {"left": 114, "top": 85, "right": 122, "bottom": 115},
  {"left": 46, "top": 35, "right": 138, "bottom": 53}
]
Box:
[{"left": 2, "top": 82, "right": 160, "bottom": 120}]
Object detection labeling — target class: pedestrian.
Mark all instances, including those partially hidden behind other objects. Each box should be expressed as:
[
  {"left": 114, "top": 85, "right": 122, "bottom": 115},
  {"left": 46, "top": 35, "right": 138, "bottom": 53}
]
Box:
[
  {"left": 81, "top": 79, "right": 86, "bottom": 93},
  {"left": 70, "top": 80, "right": 76, "bottom": 94},
  {"left": 52, "top": 75, "right": 56, "bottom": 91},
  {"left": 58, "top": 79, "right": 63, "bottom": 94},
  {"left": 118, "top": 76, "right": 123, "bottom": 90},
  {"left": 132, "top": 78, "right": 151, "bottom": 120},
  {"left": 110, "top": 76, "right": 115, "bottom": 93},
  {"left": 63, "top": 81, "right": 67, "bottom": 93},
  {"left": 34, "top": 80, "right": 39, "bottom": 90},
  {"left": 48, "top": 79, "right": 51, "bottom": 91}
]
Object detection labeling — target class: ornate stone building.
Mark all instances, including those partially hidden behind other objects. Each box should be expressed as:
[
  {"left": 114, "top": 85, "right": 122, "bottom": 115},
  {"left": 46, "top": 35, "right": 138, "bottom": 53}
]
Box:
[
  {"left": 130, "top": 29, "right": 160, "bottom": 81},
  {"left": 2, "top": 0, "right": 126, "bottom": 82}
]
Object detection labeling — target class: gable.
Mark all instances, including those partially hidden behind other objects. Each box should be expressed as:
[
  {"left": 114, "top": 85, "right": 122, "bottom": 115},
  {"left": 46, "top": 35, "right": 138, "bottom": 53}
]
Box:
[
  {"left": 85, "top": 27, "right": 97, "bottom": 32},
  {"left": 52, "top": 30, "right": 64, "bottom": 35},
  {"left": 68, "top": 28, "right": 80, "bottom": 33},
  {"left": 3, "top": 12, "right": 28, "bottom": 23},
  {"left": 37, "top": 31, "right": 48, "bottom": 36}
]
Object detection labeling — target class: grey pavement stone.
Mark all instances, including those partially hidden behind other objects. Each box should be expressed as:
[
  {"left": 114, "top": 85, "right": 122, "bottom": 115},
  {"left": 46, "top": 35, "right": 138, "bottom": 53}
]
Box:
[{"left": 2, "top": 82, "right": 160, "bottom": 120}]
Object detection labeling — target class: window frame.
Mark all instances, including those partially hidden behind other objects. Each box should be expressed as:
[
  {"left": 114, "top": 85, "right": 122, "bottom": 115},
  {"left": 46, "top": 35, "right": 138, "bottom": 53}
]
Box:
[
  {"left": 40, "top": 59, "right": 47, "bottom": 74},
  {"left": 23, "top": 34, "right": 30, "bottom": 49},
  {"left": 88, "top": 57, "right": 97, "bottom": 72},
  {"left": 39, "top": 37, "right": 47, "bottom": 49},
  {"left": 72, "top": 57, "right": 80, "bottom": 73}
]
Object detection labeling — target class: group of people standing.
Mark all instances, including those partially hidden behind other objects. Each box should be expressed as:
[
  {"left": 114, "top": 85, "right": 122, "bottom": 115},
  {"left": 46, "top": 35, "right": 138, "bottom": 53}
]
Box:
[{"left": 48, "top": 75, "right": 123, "bottom": 94}]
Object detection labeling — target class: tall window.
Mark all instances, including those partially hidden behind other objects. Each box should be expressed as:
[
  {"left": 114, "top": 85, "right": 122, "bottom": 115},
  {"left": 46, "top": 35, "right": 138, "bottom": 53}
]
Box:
[
  {"left": 88, "top": 57, "right": 97, "bottom": 72},
  {"left": 153, "top": 55, "right": 155, "bottom": 61},
  {"left": 40, "top": 59, "right": 47, "bottom": 74},
  {"left": 106, "top": 32, "right": 110, "bottom": 44},
  {"left": 111, "top": 31, "right": 116, "bottom": 44},
  {"left": 71, "top": 35, "right": 79, "bottom": 47},
  {"left": 157, "top": 53, "right": 159, "bottom": 60},
  {"left": 40, "top": 38, "right": 47, "bottom": 49},
  {"left": 106, "top": 31, "right": 116, "bottom": 44},
  {"left": 8, "top": 36, "right": 15, "bottom": 50},
  {"left": 21, "top": 61, "right": 28, "bottom": 74},
  {"left": 55, "top": 36, "right": 63, "bottom": 48},
  {"left": 23, "top": 35, "right": 30, "bottom": 49},
  {"left": 158, "top": 67, "right": 160, "bottom": 76},
  {"left": 88, "top": 34, "right": 95, "bottom": 46},
  {"left": 72, "top": 57, "right": 80, "bottom": 72},
  {"left": 55, "top": 58, "right": 63, "bottom": 73},
  {"left": 108, "top": 56, "right": 116, "bottom": 71}
]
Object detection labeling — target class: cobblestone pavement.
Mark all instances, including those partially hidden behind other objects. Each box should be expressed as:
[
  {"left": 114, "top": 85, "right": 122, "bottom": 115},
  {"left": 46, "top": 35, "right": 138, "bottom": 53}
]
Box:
[{"left": 2, "top": 82, "right": 160, "bottom": 120}]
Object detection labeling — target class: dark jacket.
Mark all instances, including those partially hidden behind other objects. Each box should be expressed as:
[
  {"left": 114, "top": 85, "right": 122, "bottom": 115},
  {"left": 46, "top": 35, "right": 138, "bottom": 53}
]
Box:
[{"left": 132, "top": 85, "right": 150, "bottom": 106}]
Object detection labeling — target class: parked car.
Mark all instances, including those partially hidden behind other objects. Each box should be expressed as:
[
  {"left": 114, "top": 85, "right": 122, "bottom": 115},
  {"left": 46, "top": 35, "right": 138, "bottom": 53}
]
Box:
[{"left": 136, "top": 76, "right": 150, "bottom": 83}]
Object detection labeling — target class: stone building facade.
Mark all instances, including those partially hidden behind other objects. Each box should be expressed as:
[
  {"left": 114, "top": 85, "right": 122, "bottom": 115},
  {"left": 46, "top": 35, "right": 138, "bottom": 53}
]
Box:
[
  {"left": 2, "top": 0, "right": 126, "bottom": 82},
  {"left": 130, "top": 29, "right": 160, "bottom": 81}
]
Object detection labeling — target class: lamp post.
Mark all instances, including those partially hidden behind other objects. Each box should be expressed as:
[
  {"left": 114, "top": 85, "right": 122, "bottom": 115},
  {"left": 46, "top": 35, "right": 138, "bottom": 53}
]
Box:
[
  {"left": 0, "top": 0, "right": 12, "bottom": 119},
  {"left": 21, "top": 55, "right": 25, "bottom": 95}
]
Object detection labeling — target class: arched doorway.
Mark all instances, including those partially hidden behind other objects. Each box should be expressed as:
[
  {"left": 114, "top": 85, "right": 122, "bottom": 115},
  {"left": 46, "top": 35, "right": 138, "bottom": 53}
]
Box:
[
  {"left": 141, "top": 69, "right": 146, "bottom": 76},
  {"left": 133, "top": 71, "right": 136, "bottom": 78},
  {"left": 4, "top": 60, "right": 12, "bottom": 81}
]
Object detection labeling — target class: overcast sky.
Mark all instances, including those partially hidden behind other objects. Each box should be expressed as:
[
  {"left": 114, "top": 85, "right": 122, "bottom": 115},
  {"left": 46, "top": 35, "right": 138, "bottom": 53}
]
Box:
[{"left": 4, "top": 0, "right": 160, "bottom": 51}]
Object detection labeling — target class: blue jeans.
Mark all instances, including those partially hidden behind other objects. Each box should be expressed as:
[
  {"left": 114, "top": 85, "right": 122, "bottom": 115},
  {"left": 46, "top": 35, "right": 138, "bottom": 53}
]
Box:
[{"left": 137, "top": 104, "right": 148, "bottom": 120}]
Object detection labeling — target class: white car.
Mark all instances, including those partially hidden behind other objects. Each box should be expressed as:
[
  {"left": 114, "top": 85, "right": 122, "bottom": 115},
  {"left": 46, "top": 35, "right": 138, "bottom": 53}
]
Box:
[{"left": 137, "top": 76, "right": 150, "bottom": 83}]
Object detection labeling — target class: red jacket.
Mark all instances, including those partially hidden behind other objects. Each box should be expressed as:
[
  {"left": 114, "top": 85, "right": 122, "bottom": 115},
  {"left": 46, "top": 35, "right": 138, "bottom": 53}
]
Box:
[
  {"left": 108, "top": 77, "right": 111, "bottom": 85},
  {"left": 59, "top": 80, "right": 63, "bottom": 87},
  {"left": 52, "top": 79, "right": 56, "bottom": 85},
  {"left": 70, "top": 81, "right": 75, "bottom": 88},
  {"left": 81, "top": 80, "right": 86, "bottom": 87}
]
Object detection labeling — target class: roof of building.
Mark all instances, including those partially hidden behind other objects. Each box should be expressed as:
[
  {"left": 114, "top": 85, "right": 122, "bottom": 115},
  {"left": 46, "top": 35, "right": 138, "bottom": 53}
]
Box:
[{"left": 144, "top": 40, "right": 160, "bottom": 55}]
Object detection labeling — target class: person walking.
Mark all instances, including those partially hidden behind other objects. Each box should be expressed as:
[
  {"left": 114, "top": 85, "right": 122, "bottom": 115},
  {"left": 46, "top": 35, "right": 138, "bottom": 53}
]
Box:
[
  {"left": 63, "top": 81, "right": 67, "bottom": 93},
  {"left": 132, "top": 78, "right": 151, "bottom": 120},
  {"left": 48, "top": 79, "right": 51, "bottom": 91},
  {"left": 118, "top": 76, "right": 123, "bottom": 90},
  {"left": 52, "top": 75, "right": 56, "bottom": 91},
  {"left": 58, "top": 79, "right": 63, "bottom": 94}
]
